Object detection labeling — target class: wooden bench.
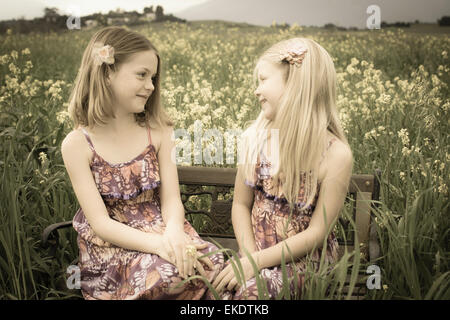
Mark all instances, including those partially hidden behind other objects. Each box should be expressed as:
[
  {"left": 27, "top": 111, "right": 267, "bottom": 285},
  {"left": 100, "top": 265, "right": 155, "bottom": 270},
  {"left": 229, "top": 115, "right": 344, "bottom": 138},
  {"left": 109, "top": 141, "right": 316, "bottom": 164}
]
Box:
[{"left": 42, "top": 166, "right": 381, "bottom": 299}]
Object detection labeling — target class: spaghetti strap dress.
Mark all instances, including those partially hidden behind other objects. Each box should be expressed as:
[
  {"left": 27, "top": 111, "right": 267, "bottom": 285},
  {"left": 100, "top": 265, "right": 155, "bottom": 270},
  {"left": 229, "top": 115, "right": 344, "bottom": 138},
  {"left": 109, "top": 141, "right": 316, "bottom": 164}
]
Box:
[
  {"left": 72, "top": 126, "right": 224, "bottom": 300},
  {"left": 220, "top": 137, "right": 340, "bottom": 300}
]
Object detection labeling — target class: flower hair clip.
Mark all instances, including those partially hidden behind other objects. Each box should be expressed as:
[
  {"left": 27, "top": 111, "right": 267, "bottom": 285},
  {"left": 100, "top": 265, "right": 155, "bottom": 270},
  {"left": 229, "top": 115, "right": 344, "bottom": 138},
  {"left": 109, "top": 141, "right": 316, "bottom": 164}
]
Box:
[
  {"left": 92, "top": 43, "right": 115, "bottom": 66},
  {"left": 279, "top": 45, "right": 307, "bottom": 67}
]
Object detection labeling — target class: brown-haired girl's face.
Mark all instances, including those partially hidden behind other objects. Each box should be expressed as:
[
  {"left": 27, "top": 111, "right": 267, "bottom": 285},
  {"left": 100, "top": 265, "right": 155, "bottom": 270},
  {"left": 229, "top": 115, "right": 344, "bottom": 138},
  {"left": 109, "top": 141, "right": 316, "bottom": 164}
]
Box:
[
  {"left": 254, "top": 60, "right": 286, "bottom": 121},
  {"left": 108, "top": 50, "right": 158, "bottom": 115}
]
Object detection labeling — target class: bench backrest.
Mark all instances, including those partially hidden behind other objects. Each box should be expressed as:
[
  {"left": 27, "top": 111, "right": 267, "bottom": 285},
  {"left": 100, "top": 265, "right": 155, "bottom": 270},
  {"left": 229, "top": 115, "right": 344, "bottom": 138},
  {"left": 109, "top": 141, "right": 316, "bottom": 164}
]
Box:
[{"left": 177, "top": 166, "right": 380, "bottom": 250}]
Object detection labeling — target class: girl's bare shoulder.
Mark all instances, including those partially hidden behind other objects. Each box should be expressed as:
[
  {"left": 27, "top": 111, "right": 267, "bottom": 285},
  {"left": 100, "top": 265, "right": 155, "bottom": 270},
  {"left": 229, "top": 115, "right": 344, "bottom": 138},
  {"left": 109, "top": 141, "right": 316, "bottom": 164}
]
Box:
[
  {"left": 328, "top": 136, "right": 352, "bottom": 163},
  {"left": 149, "top": 122, "right": 175, "bottom": 152},
  {"left": 61, "top": 128, "right": 84, "bottom": 149},
  {"left": 317, "top": 133, "right": 352, "bottom": 182},
  {"left": 324, "top": 134, "right": 353, "bottom": 176},
  {"left": 61, "top": 128, "right": 91, "bottom": 163}
]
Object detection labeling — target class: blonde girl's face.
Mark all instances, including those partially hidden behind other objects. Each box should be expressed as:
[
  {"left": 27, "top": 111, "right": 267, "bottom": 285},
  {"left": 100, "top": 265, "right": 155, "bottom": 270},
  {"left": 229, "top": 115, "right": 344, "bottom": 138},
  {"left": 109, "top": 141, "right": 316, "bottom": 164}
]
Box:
[
  {"left": 254, "top": 60, "right": 287, "bottom": 121},
  {"left": 108, "top": 50, "right": 158, "bottom": 115}
]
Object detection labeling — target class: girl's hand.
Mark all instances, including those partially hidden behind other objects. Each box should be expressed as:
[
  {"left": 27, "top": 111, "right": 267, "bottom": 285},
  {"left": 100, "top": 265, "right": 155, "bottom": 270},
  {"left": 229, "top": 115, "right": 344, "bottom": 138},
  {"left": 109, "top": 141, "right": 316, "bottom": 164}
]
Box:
[
  {"left": 161, "top": 224, "right": 188, "bottom": 278},
  {"left": 161, "top": 224, "right": 214, "bottom": 279},
  {"left": 182, "top": 233, "right": 215, "bottom": 278},
  {"left": 212, "top": 256, "right": 257, "bottom": 293},
  {"left": 154, "top": 234, "right": 177, "bottom": 266}
]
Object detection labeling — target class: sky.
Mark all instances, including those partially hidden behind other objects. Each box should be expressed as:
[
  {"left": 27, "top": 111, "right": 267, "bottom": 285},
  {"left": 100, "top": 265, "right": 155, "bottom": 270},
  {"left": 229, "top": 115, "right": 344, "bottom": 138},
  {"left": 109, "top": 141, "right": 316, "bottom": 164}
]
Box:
[
  {"left": 0, "top": 0, "right": 209, "bottom": 21},
  {"left": 176, "top": 0, "right": 450, "bottom": 29}
]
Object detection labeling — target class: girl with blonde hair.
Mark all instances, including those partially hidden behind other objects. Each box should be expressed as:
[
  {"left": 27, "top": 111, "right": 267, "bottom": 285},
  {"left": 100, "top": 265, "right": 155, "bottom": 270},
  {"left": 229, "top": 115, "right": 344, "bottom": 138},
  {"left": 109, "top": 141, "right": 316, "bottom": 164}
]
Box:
[
  {"left": 62, "top": 26, "right": 223, "bottom": 300},
  {"left": 213, "top": 38, "right": 353, "bottom": 299}
]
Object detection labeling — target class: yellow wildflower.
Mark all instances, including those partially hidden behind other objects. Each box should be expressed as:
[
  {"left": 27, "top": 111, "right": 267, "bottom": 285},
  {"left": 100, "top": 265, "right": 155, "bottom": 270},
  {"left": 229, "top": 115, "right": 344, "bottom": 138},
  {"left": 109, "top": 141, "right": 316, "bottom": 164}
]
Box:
[{"left": 10, "top": 50, "right": 18, "bottom": 60}]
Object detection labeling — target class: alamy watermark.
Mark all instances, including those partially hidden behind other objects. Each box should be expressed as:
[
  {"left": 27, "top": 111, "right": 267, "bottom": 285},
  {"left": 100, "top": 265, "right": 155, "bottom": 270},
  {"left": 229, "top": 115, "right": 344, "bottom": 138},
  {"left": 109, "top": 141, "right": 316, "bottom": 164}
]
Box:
[
  {"left": 66, "top": 265, "right": 81, "bottom": 289},
  {"left": 366, "top": 264, "right": 381, "bottom": 289},
  {"left": 367, "top": 5, "right": 381, "bottom": 29},
  {"left": 66, "top": 5, "right": 81, "bottom": 30},
  {"left": 172, "top": 120, "right": 280, "bottom": 167}
]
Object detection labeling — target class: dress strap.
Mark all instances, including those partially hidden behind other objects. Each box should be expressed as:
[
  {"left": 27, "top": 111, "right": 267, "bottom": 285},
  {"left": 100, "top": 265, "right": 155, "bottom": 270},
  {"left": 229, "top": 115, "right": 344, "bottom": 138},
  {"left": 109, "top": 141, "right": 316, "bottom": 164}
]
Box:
[
  {"left": 326, "top": 137, "right": 337, "bottom": 151},
  {"left": 320, "top": 137, "right": 337, "bottom": 163},
  {"left": 147, "top": 126, "right": 152, "bottom": 145},
  {"left": 80, "top": 127, "right": 95, "bottom": 152}
]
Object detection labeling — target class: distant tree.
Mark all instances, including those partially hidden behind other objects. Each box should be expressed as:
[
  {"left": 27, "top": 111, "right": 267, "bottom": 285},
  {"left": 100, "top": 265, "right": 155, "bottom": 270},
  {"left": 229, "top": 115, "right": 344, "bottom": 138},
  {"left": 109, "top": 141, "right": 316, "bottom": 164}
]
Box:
[
  {"left": 324, "top": 23, "right": 336, "bottom": 29},
  {"left": 44, "top": 7, "right": 60, "bottom": 23},
  {"left": 438, "top": 16, "right": 450, "bottom": 26},
  {"left": 44, "top": 7, "right": 59, "bottom": 18},
  {"left": 144, "top": 6, "right": 154, "bottom": 14},
  {"left": 108, "top": 9, "right": 123, "bottom": 18},
  {"left": 381, "top": 21, "right": 410, "bottom": 28},
  {"left": 126, "top": 11, "right": 140, "bottom": 24},
  {"left": 396, "top": 21, "right": 410, "bottom": 27},
  {"left": 156, "top": 14, "right": 186, "bottom": 23},
  {"left": 92, "top": 13, "right": 107, "bottom": 26},
  {"left": 155, "top": 5, "right": 164, "bottom": 20}
]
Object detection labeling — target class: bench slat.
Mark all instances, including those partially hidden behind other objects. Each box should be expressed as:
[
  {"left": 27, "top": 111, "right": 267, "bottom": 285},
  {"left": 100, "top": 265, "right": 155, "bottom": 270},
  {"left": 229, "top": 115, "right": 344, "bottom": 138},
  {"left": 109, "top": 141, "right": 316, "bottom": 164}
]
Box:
[
  {"left": 201, "top": 236, "right": 240, "bottom": 253},
  {"left": 178, "top": 167, "right": 375, "bottom": 193},
  {"left": 178, "top": 166, "right": 236, "bottom": 186},
  {"left": 355, "top": 191, "right": 372, "bottom": 244},
  {"left": 348, "top": 175, "right": 375, "bottom": 194}
]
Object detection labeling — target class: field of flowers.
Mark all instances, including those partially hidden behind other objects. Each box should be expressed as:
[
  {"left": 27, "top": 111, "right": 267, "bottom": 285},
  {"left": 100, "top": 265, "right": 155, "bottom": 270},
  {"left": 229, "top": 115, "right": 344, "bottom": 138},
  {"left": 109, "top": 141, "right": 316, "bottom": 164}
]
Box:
[{"left": 0, "top": 21, "right": 448, "bottom": 299}]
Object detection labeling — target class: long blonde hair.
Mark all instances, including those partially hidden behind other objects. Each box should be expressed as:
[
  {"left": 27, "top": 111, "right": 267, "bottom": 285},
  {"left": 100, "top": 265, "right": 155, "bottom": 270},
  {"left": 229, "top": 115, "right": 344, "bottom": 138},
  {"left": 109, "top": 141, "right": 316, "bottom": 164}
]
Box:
[
  {"left": 241, "top": 38, "right": 348, "bottom": 210},
  {"left": 68, "top": 26, "right": 172, "bottom": 129}
]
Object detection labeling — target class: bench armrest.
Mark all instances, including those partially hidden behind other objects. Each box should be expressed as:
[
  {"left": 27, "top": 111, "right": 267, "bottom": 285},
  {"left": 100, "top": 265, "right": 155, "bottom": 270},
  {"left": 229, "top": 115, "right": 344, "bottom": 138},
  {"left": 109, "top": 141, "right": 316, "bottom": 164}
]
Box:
[
  {"left": 41, "top": 221, "right": 73, "bottom": 256},
  {"left": 369, "top": 221, "right": 380, "bottom": 262},
  {"left": 369, "top": 169, "right": 382, "bottom": 262}
]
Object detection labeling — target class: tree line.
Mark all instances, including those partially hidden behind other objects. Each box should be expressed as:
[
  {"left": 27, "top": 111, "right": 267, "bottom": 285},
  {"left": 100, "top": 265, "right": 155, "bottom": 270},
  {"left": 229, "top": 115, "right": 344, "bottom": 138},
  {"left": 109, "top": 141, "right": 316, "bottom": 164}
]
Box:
[{"left": 0, "top": 6, "right": 186, "bottom": 34}]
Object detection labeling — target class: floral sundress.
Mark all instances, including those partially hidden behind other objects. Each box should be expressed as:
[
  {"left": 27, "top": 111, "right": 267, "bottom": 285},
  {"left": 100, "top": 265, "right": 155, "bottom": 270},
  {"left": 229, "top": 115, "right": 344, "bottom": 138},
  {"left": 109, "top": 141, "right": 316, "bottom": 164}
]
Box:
[
  {"left": 221, "top": 138, "right": 339, "bottom": 299},
  {"left": 72, "top": 126, "right": 224, "bottom": 299}
]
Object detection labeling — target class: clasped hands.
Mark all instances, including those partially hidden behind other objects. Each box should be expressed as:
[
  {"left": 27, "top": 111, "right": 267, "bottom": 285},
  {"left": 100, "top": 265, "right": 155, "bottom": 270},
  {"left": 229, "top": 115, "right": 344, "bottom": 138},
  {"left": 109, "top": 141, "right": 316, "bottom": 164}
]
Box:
[{"left": 158, "top": 223, "right": 214, "bottom": 279}]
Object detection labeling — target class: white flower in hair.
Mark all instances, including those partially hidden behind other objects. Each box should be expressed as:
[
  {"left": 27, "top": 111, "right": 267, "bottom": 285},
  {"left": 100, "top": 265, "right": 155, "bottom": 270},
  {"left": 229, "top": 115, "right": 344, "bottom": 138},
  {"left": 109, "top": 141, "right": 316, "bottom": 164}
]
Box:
[
  {"left": 92, "top": 43, "right": 115, "bottom": 66},
  {"left": 279, "top": 44, "right": 307, "bottom": 67}
]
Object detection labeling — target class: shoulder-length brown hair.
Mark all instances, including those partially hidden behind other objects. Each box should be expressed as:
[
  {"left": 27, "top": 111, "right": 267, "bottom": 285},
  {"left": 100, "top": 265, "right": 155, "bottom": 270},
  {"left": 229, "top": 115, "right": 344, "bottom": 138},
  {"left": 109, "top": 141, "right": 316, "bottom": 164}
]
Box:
[{"left": 68, "top": 26, "right": 172, "bottom": 129}]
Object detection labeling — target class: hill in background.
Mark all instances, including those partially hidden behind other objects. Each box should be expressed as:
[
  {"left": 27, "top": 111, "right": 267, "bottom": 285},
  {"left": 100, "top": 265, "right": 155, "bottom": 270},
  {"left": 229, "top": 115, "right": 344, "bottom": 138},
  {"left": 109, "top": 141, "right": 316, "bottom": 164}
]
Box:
[{"left": 176, "top": 0, "right": 450, "bottom": 28}]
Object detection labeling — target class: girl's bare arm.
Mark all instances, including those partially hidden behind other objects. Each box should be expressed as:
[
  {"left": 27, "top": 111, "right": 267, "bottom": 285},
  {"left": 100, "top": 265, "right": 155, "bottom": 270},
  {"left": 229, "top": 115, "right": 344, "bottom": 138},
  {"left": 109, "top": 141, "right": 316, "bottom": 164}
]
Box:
[
  {"left": 157, "top": 125, "right": 185, "bottom": 230},
  {"left": 232, "top": 166, "right": 257, "bottom": 255}
]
